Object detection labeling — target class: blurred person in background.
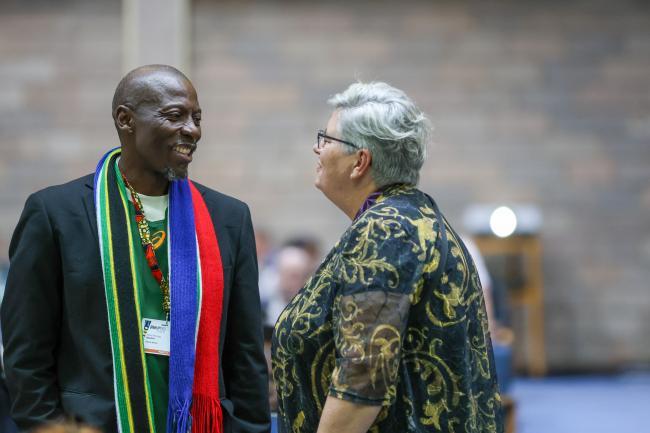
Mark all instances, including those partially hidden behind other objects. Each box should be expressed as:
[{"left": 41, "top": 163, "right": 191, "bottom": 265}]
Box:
[
  {"left": 272, "top": 82, "right": 503, "bottom": 433},
  {"left": 1, "top": 65, "right": 269, "bottom": 433},
  {"left": 263, "top": 245, "right": 312, "bottom": 326},
  {"left": 283, "top": 236, "right": 322, "bottom": 272},
  {"left": 259, "top": 235, "right": 322, "bottom": 327},
  {"left": 257, "top": 237, "right": 317, "bottom": 423}
]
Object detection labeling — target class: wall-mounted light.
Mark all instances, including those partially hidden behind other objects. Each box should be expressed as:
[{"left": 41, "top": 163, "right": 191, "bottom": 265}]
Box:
[
  {"left": 490, "top": 206, "right": 517, "bottom": 238},
  {"left": 463, "top": 204, "right": 542, "bottom": 237}
]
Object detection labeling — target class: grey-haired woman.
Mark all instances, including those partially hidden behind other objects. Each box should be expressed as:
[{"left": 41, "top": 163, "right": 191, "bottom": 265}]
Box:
[{"left": 272, "top": 82, "right": 503, "bottom": 433}]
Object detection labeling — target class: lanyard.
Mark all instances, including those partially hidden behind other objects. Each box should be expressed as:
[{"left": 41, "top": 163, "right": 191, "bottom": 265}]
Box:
[{"left": 119, "top": 170, "right": 171, "bottom": 319}]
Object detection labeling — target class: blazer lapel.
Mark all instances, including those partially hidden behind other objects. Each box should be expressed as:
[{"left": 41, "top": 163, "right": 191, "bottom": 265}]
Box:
[{"left": 83, "top": 177, "right": 99, "bottom": 244}]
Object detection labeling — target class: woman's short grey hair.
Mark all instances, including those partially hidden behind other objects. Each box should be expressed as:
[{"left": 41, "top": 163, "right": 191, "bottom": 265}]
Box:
[{"left": 328, "top": 82, "right": 430, "bottom": 187}]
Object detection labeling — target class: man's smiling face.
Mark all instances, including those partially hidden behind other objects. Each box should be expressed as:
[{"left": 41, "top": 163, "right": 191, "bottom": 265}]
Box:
[{"left": 130, "top": 74, "right": 202, "bottom": 181}]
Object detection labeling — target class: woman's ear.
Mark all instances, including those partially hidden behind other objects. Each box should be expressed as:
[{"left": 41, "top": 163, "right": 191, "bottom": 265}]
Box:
[{"left": 351, "top": 149, "right": 372, "bottom": 179}]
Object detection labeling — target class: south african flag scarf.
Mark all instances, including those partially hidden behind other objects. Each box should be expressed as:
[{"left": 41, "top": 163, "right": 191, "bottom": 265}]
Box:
[{"left": 94, "top": 148, "right": 224, "bottom": 433}]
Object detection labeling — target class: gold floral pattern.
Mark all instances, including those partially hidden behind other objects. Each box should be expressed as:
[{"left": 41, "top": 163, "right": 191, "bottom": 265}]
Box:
[{"left": 272, "top": 185, "right": 503, "bottom": 433}]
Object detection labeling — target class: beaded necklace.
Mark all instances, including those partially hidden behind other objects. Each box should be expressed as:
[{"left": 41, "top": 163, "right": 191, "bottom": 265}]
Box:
[{"left": 119, "top": 171, "right": 171, "bottom": 319}]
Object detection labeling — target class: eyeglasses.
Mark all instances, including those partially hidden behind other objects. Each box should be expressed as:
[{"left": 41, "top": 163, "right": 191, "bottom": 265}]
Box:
[{"left": 316, "top": 129, "right": 359, "bottom": 150}]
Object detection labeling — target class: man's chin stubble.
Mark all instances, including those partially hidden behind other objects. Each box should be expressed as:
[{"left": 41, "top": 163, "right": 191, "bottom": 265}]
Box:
[{"left": 164, "top": 167, "right": 188, "bottom": 181}]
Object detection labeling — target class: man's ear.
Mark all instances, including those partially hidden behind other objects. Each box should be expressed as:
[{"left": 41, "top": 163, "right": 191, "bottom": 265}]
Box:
[
  {"left": 350, "top": 149, "right": 372, "bottom": 179},
  {"left": 114, "top": 105, "right": 135, "bottom": 134}
]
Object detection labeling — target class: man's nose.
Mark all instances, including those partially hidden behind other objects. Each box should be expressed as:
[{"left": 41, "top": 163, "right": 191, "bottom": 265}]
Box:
[
  {"left": 181, "top": 120, "right": 201, "bottom": 142},
  {"left": 312, "top": 142, "right": 320, "bottom": 154}
]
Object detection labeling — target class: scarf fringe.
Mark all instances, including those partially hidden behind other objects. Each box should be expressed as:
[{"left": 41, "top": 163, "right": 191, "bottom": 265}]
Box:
[
  {"left": 190, "top": 394, "right": 223, "bottom": 433},
  {"left": 167, "top": 397, "right": 192, "bottom": 433}
]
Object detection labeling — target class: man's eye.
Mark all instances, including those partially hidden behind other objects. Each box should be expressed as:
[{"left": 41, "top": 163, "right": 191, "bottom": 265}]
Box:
[
  {"left": 193, "top": 116, "right": 201, "bottom": 125},
  {"left": 166, "top": 112, "right": 182, "bottom": 119}
]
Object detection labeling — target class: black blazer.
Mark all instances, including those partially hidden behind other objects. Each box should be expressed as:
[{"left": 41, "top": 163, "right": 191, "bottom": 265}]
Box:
[{"left": 1, "top": 174, "right": 270, "bottom": 433}]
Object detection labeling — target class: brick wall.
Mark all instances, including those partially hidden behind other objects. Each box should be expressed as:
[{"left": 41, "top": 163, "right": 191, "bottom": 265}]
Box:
[{"left": 0, "top": 0, "right": 648, "bottom": 370}]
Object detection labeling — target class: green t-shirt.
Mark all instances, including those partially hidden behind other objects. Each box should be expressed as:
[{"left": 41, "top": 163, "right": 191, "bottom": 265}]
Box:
[{"left": 116, "top": 167, "right": 169, "bottom": 433}]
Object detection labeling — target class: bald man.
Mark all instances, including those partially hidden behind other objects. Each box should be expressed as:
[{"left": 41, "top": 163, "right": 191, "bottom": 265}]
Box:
[{"left": 1, "top": 65, "right": 270, "bottom": 433}]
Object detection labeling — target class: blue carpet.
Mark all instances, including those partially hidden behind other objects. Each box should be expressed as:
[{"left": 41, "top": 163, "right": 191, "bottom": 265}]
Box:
[{"left": 510, "top": 373, "right": 650, "bottom": 433}]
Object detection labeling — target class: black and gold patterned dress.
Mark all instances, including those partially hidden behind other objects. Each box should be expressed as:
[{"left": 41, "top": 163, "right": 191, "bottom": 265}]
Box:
[{"left": 272, "top": 185, "right": 503, "bottom": 433}]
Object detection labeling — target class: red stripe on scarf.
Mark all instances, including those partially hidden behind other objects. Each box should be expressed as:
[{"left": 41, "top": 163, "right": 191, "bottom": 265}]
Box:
[{"left": 189, "top": 182, "right": 224, "bottom": 433}]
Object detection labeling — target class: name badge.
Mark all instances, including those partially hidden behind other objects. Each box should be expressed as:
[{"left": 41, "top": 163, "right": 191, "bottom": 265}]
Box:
[{"left": 142, "top": 318, "right": 170, "bottom": 356}]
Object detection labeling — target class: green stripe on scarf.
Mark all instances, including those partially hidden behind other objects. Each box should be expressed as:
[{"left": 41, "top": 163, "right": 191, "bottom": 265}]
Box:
[
  {"left": 96, "top": 149, "right": 133, "bottom": 432},
  {"left": 95, "top": 148, "right": 155, "bottom": 433},
  {"left": 114, "top": 161, "right": 157, "bottom": 431}
]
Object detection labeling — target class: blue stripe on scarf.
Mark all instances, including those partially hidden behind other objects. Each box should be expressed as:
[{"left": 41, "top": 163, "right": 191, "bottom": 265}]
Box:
[{"left": 167, "top": 178, "right": 198, "bottom": 433}]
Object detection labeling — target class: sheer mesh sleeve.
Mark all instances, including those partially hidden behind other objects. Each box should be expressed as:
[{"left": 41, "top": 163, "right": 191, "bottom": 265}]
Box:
[{"left": 330, "top": 291, "right": 411, "bottom": 404}]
